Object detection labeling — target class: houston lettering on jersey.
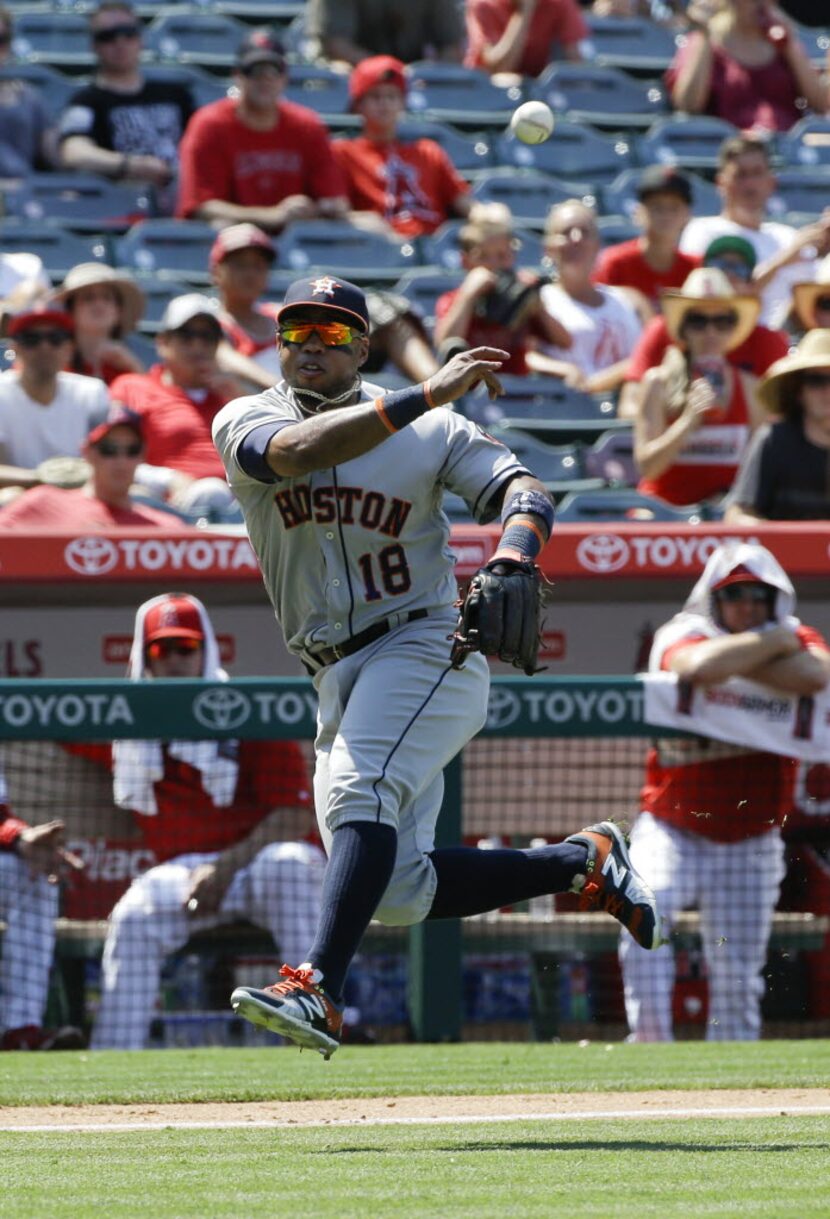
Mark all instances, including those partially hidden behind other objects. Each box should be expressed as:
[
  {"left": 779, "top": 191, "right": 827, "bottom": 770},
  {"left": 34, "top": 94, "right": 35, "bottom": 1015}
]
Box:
[{"left": 273, "top": 484, "right": 412, "bottom": 538}]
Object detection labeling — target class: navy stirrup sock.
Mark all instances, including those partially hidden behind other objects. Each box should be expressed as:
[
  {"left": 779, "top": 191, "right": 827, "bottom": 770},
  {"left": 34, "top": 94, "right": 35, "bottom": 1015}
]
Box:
[
  {"left": 427, "top": 842, "right": 588, "bottom": 920},
  {"left": 308, "top": 821, "right": 397, "bottom": 1001}
]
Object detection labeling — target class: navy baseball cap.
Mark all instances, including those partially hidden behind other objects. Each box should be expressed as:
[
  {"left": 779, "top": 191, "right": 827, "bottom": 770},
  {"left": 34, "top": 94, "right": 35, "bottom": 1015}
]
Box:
[
  {"left": 236, "top": 27, "right": 286, "bottom": 72},
  {"left": 637, "top": 166, "right": 693, "bottom": 205},
  {"left": 276, "top": 276, "right": 370, "bottom": 333}
]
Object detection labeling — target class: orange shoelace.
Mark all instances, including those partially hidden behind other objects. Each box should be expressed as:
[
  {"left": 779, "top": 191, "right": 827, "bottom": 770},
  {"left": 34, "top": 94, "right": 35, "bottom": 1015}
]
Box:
[{"left": 267, "top": 964, "right": 318, "bottom": 996}]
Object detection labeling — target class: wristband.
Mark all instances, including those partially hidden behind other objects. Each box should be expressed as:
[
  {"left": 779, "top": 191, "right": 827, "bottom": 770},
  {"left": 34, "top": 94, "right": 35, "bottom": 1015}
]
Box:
[
  {"left": 492, "top": 519, "right": 545, "bottom": 564},
  {"left": 501, "top": 488, "right": 555, "bottom": 533},
  {"left": 374, "top": 381, "right": 436, "bottom": 434}
]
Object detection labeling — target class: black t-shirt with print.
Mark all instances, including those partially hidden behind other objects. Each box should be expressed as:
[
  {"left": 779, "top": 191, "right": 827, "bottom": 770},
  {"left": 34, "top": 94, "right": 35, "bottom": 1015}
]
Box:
[
  {"left": 59, "top": 79, "right": 195, "bottom": 164},
  {"left": 727, "top": 417, "right": 830, "bottom": 520}
]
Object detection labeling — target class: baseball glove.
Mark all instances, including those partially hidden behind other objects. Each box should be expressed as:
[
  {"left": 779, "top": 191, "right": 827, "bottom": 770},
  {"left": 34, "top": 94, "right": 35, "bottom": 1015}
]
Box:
[{"left": 450, "top": 557, "right": 546, "bottom": 676}]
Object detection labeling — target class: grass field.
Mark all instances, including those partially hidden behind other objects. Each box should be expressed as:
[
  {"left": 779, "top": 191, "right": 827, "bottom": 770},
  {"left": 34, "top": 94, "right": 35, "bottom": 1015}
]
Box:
[{"left": 3, "top": 1042, "right": 830, "bottom": 1219}]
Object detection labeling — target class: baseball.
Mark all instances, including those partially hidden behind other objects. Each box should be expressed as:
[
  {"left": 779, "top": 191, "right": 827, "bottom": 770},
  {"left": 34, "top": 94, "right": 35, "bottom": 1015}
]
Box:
[{"left": 510, "top": 101, "right": 555, "bottom": 145}]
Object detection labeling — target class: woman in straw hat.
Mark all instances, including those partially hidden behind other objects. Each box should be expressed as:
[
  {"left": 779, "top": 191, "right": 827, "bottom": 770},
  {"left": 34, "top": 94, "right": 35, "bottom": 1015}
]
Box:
[
  {"left": 725, "top": 329, "right": 830, "bottom": 523},
  {"left": 635, "top": 266, "right": 764, "bottom": 506},
  {"left": 791, "top": 254, "right": 830, "bottom": 341},
  {"left": 53, "top": 263, "right": 145, "bottom": 385}
]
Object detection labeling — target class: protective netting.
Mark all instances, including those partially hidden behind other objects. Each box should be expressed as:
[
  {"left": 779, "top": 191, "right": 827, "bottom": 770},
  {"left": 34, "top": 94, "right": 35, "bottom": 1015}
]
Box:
[{"left": 1, "top": 704, "right": 828, "bottom": 1049}]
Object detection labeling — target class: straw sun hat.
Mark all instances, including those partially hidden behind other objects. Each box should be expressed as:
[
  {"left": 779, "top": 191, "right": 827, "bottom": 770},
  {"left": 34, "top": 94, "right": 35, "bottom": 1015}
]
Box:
[
  {"left": 757, "top": 328, "right": 830, "bottom": 415},
  {"left": 791, "top": 254, "right": 830, "bottom": 332},
  {"left": 661, "top": 267, "right": 760, "bottom": 353},
  {"left": 53, "top": 264, "right": 145, "bottom": 332}
]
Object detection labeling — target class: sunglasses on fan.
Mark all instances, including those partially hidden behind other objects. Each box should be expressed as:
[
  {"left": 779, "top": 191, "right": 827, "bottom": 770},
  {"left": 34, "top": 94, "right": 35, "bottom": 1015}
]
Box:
[
  {"left": 279, "top": 322, "right": 362, "bottom": 347},
  {"left": 715, "top": 585, "right": 771, "bottom": 604},
  {"left": 682, "top": 312, "right": 738, "bottom": 333},
  {"left": 146, "top": 637, "right": 203, "bottom": 660}
]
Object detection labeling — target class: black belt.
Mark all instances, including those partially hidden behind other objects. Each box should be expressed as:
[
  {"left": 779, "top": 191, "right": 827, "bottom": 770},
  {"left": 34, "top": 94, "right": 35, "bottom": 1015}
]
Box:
[{"left": 303, "top": 609, "right": 429, "bottom": 674}]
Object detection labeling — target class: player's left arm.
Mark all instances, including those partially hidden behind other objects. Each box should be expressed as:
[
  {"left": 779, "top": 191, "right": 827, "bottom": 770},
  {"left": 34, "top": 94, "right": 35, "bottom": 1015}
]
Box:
[
  {"left": 746, "top": 644, "right": 830, "bottom": 697},
  {"left": 487, "top": 474, "right": 555, "bottom": 564}
]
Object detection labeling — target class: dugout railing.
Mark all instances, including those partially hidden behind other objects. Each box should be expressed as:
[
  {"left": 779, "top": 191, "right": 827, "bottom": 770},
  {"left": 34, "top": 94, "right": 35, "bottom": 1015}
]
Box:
[{"left": 0, "top": 677, "right": 828, "bottom": 1045}]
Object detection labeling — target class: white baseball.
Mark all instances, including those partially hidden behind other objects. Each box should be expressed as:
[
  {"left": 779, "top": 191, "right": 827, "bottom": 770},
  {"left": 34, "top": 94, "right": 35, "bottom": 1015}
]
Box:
[{"left": 510, "top": 101, "right": 555, "bottom": 145}]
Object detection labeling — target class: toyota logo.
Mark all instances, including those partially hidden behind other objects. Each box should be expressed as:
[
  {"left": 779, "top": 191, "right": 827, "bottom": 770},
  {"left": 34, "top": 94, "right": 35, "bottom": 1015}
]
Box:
[
  {"left": 192, "top": 687, "right": 252, "bottom": 731},
  {"left": 577, "top": 533, "right": 630, "bottom": 574},
  {"left": 64, "top": 536, "right": 119, "bottom": 575},
  {"left": 486, "top": 687, "right": 522, "bottom": 730}
]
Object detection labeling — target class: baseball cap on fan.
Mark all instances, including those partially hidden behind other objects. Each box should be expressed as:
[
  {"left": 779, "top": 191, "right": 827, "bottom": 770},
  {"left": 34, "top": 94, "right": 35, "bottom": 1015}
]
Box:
[
  {"left": 349, "top": 55, "right": 407, "bottom": 108},
  {"left": 158, "top": 293, "right": 221, "bottom": 334},
  {"left": 277, "top": 276, "right": 370, "bottom": 332},
  {"left": 87, "top": 403, "right": 144, "bottom": 448},
  {"left": 236, "top": 27, "right": 286, "bottom": 72},
  {"left": 143, "top": 595, "right": 205, "bottom": 646},
  {"left": 636, "top": 165, "right": 693, "bottom": 205},
  {"left": 712, "top": 564, "right": 768, "bottom": 591},
  {"left": 209, "top": 223, "right": 276, "bottom": 270}
]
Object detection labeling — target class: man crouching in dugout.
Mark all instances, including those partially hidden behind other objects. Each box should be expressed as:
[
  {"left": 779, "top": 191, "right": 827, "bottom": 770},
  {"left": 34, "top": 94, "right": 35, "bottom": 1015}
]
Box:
[{"left": 212, "top": 274, "right": 662, "bottom": 1059}]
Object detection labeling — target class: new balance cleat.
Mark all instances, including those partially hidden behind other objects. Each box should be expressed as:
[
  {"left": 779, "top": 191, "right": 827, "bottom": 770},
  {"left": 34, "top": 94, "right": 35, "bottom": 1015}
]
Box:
[
  {"left": 230, "top": 964, "right": 343, "bottom": 1059},
  {"left": 566, "top": 820, "right": 661, "bottom": 950}
]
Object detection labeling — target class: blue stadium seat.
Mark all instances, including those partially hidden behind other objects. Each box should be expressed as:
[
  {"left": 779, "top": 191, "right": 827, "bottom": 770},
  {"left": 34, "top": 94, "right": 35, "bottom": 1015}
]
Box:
[
  {"left": 779, "top": 116, "right": 830, "bottom": 172},
  {"left": 471, "top": 168, "right": 591, "bottom": 231},
  {"left": 115, "top": 219, "right": 217, "bottom": 282},
  {"left": 143, "top": 12, "right": 248, "bottom": 69},
  {"left": 596, "top": 215, "right": 640, "bottom": 247},
  {"left": 141, "top": 63, "right": 229, "bottom": 110},
  {"left": 3, "top": 174, "right": 154, "bottom": 233},
  {"left": 0, "top": 220, "right": 109, "bottom": 281},
  {"left": 0, "top": 62, "right": 76, "bottom": 124},
  {"left": 487, "top": 429, "right": 605, "bottom": 498},
  {"left": 494, "top": 119, "right": 631, "bottom": 189},
  {"left": 276, "top": 220, "right": 418, "bottom": 283},
  {"left": 406, "top": 61, "right": 519, "bottom": 129},
  {"left": 135, "top": 277, "right": 193, "bottom": 332},
  {"left": 767, "top": 168, "right": 830, "bottom": 221},
  {"left": 396, "top": 119, "right": 492, "bottom": 175},
  {"left": 460, "top": 375, "right": 622, "bottom": 443},
  {"left": 394, "top": 269, "right": 464, "bottom": 330},
  {"left": 532, "top": 63, "right": 668, "bottom": 131},
  {"left": 584, "top": 16, "right": 680, "bottom": 75},
  {"left": 124, "top": 331, "right": 158, "bottom": 368},
  {"left": 420, "top": 220, "right": 544, "bottom": 272},
  {"left": 791, "top": 22, "right": 830, "bottom": 67},
  {"left": 636, "top": 115, "right": 739, "bottom": 174},
  {"left": 10, "top": 12, "right": 95, "bottom": 71},
  {"left": 283, "top": 64, "right": 351, "bottom": 118},
  {"left": 602, "top": 167, "right": 720, "bottom": 220},
  {"left": 583, "top": 428, "right": 638, "bottom": 487},
  {"left": 555, "top": 488, "right": 703, "bottom": 522},
  {"left": 212, "top": 1, "right": 306, "bottom": 20}
]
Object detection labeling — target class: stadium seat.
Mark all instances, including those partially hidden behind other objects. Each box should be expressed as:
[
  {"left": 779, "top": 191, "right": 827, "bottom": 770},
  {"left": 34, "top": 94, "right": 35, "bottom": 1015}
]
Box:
[
  {"left": 393, "top": 269, "right": 464, "bottom": 330},
  {"left": 124, "top": 331, "right": 158, "bottom": 368},
  {"left": 532, "top": 63, "right": 668, "bottom": 131},
  {"left": 463, "top": 377, "right": 627, "bottom": 444},
  {"left": 3, "top": 174, "right": 154, "bottom": 233},
  {"left": 143, "top": 12, "right": 248, "bottom": 69},
  {"left": 471, "top": 167, "right": 595, "bottom": 231},
  {"left": 779, "top": 116, "right": 830, "bottom": 172},
  {"left": 0, "top": 220, "right": 109, "bottom": 281},
  {"left": 0, "top": 62, "right": 76, "bottom": 124},
  {"left": 276, "top": 220, "right": 418, "bottom": 283},
  {"left": 636, "top": 114, "right": 738, "bottom": 174},
  {"left": 365, "top": 369, "right": 412, "bottom": 391},
  {"left": 602, "top": 166, "right": 720, "bottom": 220},
  {"left": 280, "top": 10, "right": 319, "bottom": 62},
  {"left": 596, "top": 215, "right": 641, "bottom": 247},
  {"left": 406, "top": 61, "right": 519, "bottom": 129},
  {"left": 584, "top": 16, "right": 680, "bottom": 75},
  {"left": 495, "top": 118, "right": 631, "bottom": 189},
  {"left": 141, "top": 63, "right": 229, "bottom": 110},
  {"left": 791, "top": 22, "right": 830, "bottom": 68},
  {"left": 115, "top": 219, "right": 218, "bottom": 282},
  {"left": 555, "top": 488, "right": 703, "bottom": 522},
  {"left": 135, "top": 277, "right": 193, "bottom": 332},
  {"left": 283, "top": 64, "right": 351, "bottom": 118},
  {"left": 10, "top": 12, "right": 95, "bottom": 71},
  {"left": 396, "top": 119, "right": 492, "bottom": 175},
  {"left": 488, "top": 428, "right": 605, "bottom": 498},
  {"left": 583, "top": 428, "right": 638, "bottom": 487},
  {"left": 767, "top": 168, "right": 830, "bottom": 222},
  {"left": 420, "top": 220, "right": 544, "bottom": 272},
  {"left": 212, "top": 1, "right": 306, "bottom": 20}
]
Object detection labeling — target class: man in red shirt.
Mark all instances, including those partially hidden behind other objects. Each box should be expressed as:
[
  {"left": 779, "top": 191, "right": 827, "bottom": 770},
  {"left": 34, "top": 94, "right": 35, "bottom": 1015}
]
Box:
[
  {"left": 0, "top": 405, "right": 187, "bottom": 529},
  {"left": 593, "top": 167, "right": 700, "bottom": 312},
  {"left": 464, "top": 0, "right": 587, "bottom": 77},
  {"left": 91, "top": 593, "right": 325, "bottom": 1049},
  {"left": 333, "top": 56, "right": 471, "bottom": 240},
  {"left": 109, "top": 295, "right": 242, "bottom": 520},
  {"left": 621, "top": 543, "right": 830, "bottom": 1041},
  {"left": 176, "top": 29, "right": 348, "bottom": 232}
]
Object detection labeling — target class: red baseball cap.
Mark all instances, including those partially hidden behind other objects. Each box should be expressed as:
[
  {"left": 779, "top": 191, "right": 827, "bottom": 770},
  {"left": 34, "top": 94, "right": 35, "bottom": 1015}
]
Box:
[
  {"left": 712, "top": 564, "right": 767, "bottom": 591},
  {"left": 209, "top": 223, "right": 276, "bottom": 270},
  {"left": 349, "top": 55, "right": 406, "bottom": 108},
  {"left": 143, "top": 595, "right": 205, "bottom": 646},
  {"left": 7, "top": 307, "right": 74, "bottom": 338},
  {"left": 87, "top": 404, "right": 144, "bottom": 448}
]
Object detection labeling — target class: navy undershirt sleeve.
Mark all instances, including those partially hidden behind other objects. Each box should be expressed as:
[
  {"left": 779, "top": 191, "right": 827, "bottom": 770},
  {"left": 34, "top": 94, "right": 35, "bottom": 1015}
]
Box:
[{"left": 237, "top": 423, "right": 283, "bottom": 484}]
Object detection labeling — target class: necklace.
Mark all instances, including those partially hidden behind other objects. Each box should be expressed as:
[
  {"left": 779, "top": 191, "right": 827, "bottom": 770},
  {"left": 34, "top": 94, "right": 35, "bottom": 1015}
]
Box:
[{"left": 290, "top": 377, "right": 362, "bottom": 417}]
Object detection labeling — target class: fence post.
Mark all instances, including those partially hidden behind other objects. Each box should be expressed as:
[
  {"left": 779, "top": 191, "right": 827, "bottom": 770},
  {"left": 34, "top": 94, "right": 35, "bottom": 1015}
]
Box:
[{"left": 407, "top": 754, "right": 463, "bottom": 1041}]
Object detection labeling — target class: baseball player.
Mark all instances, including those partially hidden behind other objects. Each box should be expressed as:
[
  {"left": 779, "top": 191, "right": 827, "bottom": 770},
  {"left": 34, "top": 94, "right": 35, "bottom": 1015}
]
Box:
[
  {"left": 620, "top": 542, "right": 830, "bottom": 1041},
  {"left": 90, "top": 593, "right": 325, "bottom": 1050},
  {"left": 212, "top": 275, "right": 660, "bottom": 1059}
]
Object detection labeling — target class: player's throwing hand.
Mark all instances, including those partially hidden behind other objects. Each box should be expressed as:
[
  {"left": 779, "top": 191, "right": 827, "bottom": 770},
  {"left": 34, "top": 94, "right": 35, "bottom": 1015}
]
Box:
[{"left": 428, "top": 346, "right": 510, "bottom": 405}]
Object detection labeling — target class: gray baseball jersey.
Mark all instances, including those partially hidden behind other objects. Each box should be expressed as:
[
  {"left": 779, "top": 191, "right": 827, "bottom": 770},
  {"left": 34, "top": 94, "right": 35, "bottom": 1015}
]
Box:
[{"left": 212, "top": 378, "right": 527, "bottom": 661}]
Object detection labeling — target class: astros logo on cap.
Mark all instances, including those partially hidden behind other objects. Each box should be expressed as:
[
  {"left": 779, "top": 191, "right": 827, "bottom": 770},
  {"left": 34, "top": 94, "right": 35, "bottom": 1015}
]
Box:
[{"left": 310, "top": 276, "right": 340, "bottom": 298}]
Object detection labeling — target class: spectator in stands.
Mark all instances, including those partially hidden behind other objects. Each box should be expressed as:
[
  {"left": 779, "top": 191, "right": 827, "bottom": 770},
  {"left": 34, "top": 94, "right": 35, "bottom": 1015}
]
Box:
[
  {"left": 308, "top": 0, "right": 464, "bottom": 66},
  {"left": 0, "top": 405, "right": 186, "bottom": 529},
  {"left": 59, "top": 1, "right": 194, "bottom": 212},
  {"left": 176, "top": 29, "right": 348, "bottom": 233},
  {"left": 679, "top": 134, "right": 830, "bottom": 330},
  {"left": 666, "top": 0, "right": 827, "bottom": 133},
  {"left": 464, "top": 0, "right": 587, "bottom": 76},
  {"left": 0, "top": 252, "right": 50, "bottom": 337},
  {"left": 90, "top": 593, "right": 325, "bottom": 1049},
  {"left": 791, "top": 254, "right": 830, "bottom": 339},
  {"left": 211, "top": 223, "right": 283, "bottom": 391},
  {"left": 1, "top": 793, "right": 85, "bottom": 1051},
  {"left": 634, "top": 267, "right": 764, "bottom": 506},
  {"left": 528, "top": 199, "right": 641, "bottom": 392},
  {"left": 53, "top": 264, "right": 146, "bottom": 386},
  {"left": 621, "top": 541, "right": 830, "bottom": 1041},
  {"left": 0, "top": 307, "right": 110, "bottom": 492},
  {"left": 333, "top": 56, "right": 471, "bottom": 240},
  {"left": 725, "top": 329, "right": 830, "bottom": 521},
  {"left": 618, "top": 234, "right": 788, "bottom": 419},
  {"left": 107, "top": 295, "right": 241, "bottom": 521},
  {"left": 593, "top": 167, "right": 699, "bottom": 313},
  {"left": 434, "top": 202, "right": 571, "bottom": 376},
  {"left": 0, "top": 5, "right": 56, "bottom": 175}
]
